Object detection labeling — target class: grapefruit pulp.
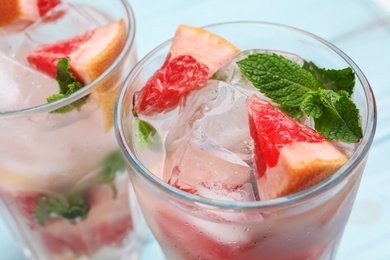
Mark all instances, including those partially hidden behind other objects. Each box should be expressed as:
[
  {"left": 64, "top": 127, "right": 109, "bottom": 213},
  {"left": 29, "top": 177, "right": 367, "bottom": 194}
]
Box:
[
  {"left": 27, "top": 19, "right": 127, "bottom": 130},
  {"left": 246, "top": 95, "right": 348, "bottom": 200},
  {"left": 134, "top": 24, "right": 240, "bottom": 116}
]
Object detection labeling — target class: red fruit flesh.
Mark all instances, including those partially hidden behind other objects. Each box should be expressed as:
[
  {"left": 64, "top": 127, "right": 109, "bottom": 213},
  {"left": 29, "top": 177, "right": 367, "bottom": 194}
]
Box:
[
  {"left": 246, "top": 95, "right": 348, "bottom": 200},
  {"left": 134, "top": 55, "right": 210, "bottom": 115},
  {"left": 247, "top": 96, "right": 326, "bottom": 171},
  {"left": 12, "top": 192, "right": 40, "bottom": 228},
  {"left": 37, "top": 0, "right": 61, "bottom": 16},
  {"left": 27, "top": 31, "right": 94, "bottom": 79}
]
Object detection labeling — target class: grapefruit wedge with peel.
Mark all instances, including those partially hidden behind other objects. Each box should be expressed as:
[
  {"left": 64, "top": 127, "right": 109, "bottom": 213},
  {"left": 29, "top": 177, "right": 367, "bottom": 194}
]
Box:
[
  {"left": 0, "top": 0, "right": 61, "bottom": 27},
  {"left": 134, "top": 24, "right": 240, "bottom": 116},
  {"left": 246, "top": 95, "right": 348, "bottom": 200},
  {"left": 27, "top": 19, "right": 127, "bottom": 130}
]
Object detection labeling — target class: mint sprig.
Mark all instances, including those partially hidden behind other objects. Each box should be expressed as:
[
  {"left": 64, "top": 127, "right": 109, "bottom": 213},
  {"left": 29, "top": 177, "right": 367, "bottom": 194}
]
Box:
[
  {"left": 35, "top": 191, "right": 89, "bottom": 225},
  {"left": 47, "top": 58, "right": 88, "bottom": 113},
  {"left": 35, "top": 150, "right": 125, "bottom": 225},
  {"left": 132, "top": 109, "right": 161, "bottom": 152},
  {"left": 237, "top": 53, "right": 362, "bottom": 143},
  {"left": 95, "top": 150, "right": 126, "bottom": 198}
]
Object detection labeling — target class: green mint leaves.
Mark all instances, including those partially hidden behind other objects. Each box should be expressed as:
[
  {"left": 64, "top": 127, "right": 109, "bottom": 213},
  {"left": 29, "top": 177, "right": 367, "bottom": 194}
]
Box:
[
  {"left": 96, "top": 150, "right": 126, "bottom": 198},
  {"left": 132, "top": 109, "right": 161, "bottom": 152},
  {"left": 237, "top": 53, "right": 362, "bottom": 143},
  {"left": 47, "top": 58, "right": 88, "bottom": 113},
  {"left": 35, "top": 192, "right": 89, "bottom": 225},
  {"left": 35, "top": 150, "right": 125, "bottom": 225},
  {"left": 303, "top": 61, "right": 355, "bottom": 94}
]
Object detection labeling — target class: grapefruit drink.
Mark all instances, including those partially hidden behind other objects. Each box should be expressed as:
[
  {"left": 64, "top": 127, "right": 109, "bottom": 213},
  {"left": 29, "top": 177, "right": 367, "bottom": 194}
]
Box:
[
  {"left": 116, "top": 22, "right": 377, "bottom": 260},
  {"left": 0, "top": 1, "right": 146, "bottom": 259}
]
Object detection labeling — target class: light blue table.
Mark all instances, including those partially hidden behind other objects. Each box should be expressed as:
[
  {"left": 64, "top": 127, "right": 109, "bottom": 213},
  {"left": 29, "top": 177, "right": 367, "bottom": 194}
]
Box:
[{"left": 1, "top": 0, "right": 390, "bottom": 259}]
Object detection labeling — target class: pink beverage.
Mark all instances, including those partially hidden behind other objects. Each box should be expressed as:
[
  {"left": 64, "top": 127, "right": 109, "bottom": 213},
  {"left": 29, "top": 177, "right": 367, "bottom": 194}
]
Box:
[
  {"left": 0, "top": 1, "right": 148, "bottom": 259},
  {"left": 116, "top": 22, "right": 377, "bottom": 260}
]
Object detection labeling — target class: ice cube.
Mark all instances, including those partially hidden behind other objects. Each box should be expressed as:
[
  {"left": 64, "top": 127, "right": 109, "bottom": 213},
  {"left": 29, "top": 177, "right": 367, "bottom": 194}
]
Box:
[
  {"left": 4, "top": 3, "right": 100, "bottom": 61},
  {"left": 166, "top": 80, "right": 257, "bottom": 160},
  {"left": 164, "top": 130, "right": 253, "bottom": 194},
  {"left": 0, "top": 51, "right": 57, "bottom": 111},
  {"left": 212, "top": 49, "right": 262, "bottom": 89},
  {"left": 162, "top": 80, "right": 263, "bottom": 198}
]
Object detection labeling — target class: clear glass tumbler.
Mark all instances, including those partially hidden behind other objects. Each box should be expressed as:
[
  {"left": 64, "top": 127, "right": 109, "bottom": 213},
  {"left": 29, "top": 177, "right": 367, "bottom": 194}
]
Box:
[
  {"left": 0, "top": 1, "right": 149, "bottom": 259},
  {"left": 115, "top": 22, "right": 377, "bottom": 260}
]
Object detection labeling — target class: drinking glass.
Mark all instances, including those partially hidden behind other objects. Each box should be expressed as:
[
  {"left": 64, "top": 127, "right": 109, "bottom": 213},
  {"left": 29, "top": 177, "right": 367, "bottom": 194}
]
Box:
[
  {"left": 0, "top": 1, "right": 149, "bottom": 259},
  {"left": 115, "top": 22, "right": 377, "bottom": 260}
]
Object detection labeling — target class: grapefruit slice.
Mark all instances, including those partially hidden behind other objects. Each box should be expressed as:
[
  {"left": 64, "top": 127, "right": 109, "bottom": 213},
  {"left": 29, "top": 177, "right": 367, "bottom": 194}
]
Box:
[
  {"left": 134, "top": 24, "right": 240, "bottom": 116},
  {"left": 246, "top": 95, "right": 348, "bottom": 200},
  {"left": 27, "top": 19, "right": 127, "bottom": 130},
  {"left": 0, "top": 0, "right": 61, "bottom": 27}
]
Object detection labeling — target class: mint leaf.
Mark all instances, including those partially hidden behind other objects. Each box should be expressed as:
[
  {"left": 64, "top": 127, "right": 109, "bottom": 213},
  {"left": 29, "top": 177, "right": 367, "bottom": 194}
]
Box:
[
  {"left": 47, "top": 58, "right": 88, "bottom": 113},
  {"left": 303, "top": 61, "right": 355, "bottom": 95},
  {"left": 314, "top": 90, "right": 362, "bottom": 142},
  {"left": 237, "top": 53, "right": 322, "bottom": 107},
  {"left": 134, "top": 118, "right": 161, "bottom": 151},
  {"left": 133, "top": 109, "right": 161, "bottom": 152},
  {"left": 35, "top": 150, "right": 125, "bottom": 225},
  {"left": 300, "top": 93, "right": 324, "bottom": 119},
  {"left": 238, "top": 52, "right": 362, "bottom": 143},
  {"left": 97, "top": 150, "right": 126, "bottom": 198},
  {"left": 35, "top": 192, "right": 89, "bottom": 225},
  {"left": 99, "top": 150, "right": 125, "bottom": 183}
]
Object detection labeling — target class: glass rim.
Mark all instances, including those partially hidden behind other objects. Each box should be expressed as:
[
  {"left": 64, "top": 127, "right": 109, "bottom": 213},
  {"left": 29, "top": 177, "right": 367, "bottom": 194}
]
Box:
[
  {"left": 0, "top": 0, "right": 136, "bottom": 119},
  {"left": 115, "top": 21, "right": 377, "bottom": 211}
]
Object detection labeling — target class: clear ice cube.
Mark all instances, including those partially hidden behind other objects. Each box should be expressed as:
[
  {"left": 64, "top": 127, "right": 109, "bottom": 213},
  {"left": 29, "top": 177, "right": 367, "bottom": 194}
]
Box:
[
  {"left": 0, "top": 52, "right": 57, "bottom": 111},
  {"left": 212, "top": 49, "right": 263, "bottom": 89},
  {"left": 163, "top": 80, "right": 262, "bottom": 200},
  {"left": 166, "top": 80, "right": 257, "bottom": 160},
  {"left": 164, "top": 130, "right": 253, "bottom": 194}
]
